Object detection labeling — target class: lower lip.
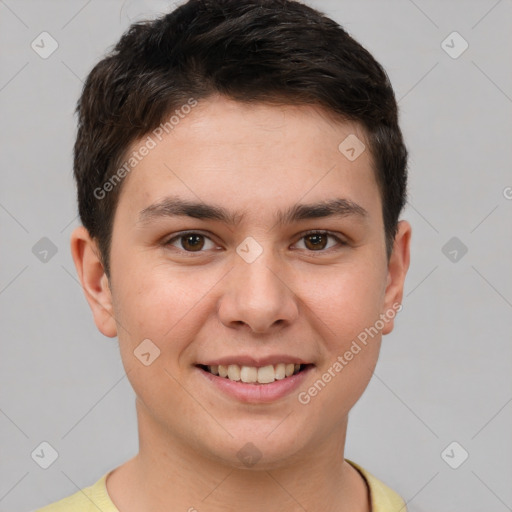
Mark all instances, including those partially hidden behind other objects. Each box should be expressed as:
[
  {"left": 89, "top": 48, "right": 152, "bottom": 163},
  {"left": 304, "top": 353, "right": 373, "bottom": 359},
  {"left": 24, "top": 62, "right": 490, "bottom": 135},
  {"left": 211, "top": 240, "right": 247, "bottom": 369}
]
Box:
[{"left": 196, "top": 365, "right": 314, "bottom": 404}]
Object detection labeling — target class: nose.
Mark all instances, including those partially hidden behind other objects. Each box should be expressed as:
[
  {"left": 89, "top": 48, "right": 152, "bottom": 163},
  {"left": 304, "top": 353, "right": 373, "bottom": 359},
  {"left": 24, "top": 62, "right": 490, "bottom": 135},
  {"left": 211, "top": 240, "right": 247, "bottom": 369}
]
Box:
[{"left": 217, "top": 248, "right": 299, "bottom": 334}]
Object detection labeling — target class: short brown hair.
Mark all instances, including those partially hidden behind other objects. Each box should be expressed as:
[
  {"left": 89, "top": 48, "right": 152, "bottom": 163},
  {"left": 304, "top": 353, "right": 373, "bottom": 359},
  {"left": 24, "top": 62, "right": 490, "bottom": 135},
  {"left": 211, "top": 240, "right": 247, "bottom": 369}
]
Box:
[{"left": 74, "top": 0, "right": 408, "bottom": 276}]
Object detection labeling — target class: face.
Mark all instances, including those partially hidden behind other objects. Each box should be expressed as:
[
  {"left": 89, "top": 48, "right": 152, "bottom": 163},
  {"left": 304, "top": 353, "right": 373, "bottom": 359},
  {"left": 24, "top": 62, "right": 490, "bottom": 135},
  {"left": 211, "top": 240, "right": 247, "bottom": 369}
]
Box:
[{"left": 73, "top": 95, "right": 410, "bottom": 469}]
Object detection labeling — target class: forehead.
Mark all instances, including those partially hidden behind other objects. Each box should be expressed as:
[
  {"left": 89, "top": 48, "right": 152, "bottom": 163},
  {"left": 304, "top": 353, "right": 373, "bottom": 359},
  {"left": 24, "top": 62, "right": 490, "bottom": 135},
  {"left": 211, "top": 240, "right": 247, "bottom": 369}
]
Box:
[{"left": 115, "top": 96, "right": 381, "bottom": 225}]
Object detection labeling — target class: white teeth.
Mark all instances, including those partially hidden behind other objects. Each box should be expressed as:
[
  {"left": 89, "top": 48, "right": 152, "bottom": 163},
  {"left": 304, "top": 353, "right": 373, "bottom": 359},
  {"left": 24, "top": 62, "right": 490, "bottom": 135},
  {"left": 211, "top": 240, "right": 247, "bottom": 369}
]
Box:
[
  {"left": 257, "top": 365, "right": 275, "bottom": 384},
  {"left": 205, "top": 362, "right": 305, "bottom": 383},
  {"left": 274, "top": 363, "right": 286, "bottom": 380},
  {"left": 240, "top": 366, "right": 257, "bottom": 383},
  {"left": 227, "top": 364, "right": 241, "bottom": 381}
]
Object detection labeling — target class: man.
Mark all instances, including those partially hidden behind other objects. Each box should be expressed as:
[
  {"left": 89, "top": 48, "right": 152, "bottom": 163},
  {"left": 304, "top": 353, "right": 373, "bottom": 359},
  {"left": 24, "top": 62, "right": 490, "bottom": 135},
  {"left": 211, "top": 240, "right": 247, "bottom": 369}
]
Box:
[{"left": 38, "top": 0, "right": 411, "bottom": 510}]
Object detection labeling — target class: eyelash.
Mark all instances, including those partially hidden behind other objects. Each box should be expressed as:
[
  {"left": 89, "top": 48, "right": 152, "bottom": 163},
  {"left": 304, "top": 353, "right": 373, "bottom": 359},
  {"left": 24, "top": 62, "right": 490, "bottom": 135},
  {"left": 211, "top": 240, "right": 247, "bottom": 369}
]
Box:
[{"left": 164, "top": 230, "right": 347, "bottom": 255}]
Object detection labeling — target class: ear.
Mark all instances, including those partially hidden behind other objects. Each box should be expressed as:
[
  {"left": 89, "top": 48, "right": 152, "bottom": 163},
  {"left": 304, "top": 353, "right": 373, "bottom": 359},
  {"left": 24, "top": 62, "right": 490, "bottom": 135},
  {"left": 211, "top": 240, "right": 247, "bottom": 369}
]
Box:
[
  {"left": 70, "top": 226, "right": 117, "bottom": 338},
  {"left": 381, "top": 220, "right": 412, "bottom": 335}
]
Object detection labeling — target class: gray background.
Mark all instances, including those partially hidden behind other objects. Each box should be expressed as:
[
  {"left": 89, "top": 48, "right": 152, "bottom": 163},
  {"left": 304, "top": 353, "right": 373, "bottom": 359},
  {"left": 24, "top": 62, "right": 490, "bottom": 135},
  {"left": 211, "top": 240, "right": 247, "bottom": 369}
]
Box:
[{"left": 1, "top": 0, "right": 511, "bottom": 510}]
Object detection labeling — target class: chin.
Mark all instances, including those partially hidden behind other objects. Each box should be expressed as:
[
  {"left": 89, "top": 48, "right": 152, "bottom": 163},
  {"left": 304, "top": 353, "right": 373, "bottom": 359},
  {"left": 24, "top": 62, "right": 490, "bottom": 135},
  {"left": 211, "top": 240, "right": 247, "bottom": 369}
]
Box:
[{"left": 197, "top": 424, "right": 310, "bottom": 470}]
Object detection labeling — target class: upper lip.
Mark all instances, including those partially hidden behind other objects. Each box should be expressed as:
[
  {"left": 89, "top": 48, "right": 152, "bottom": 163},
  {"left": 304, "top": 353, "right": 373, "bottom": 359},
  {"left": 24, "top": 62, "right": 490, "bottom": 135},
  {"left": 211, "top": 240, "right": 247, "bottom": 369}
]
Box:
[{"left": 197, "top": 355, "right": 313, "bottom": 367}]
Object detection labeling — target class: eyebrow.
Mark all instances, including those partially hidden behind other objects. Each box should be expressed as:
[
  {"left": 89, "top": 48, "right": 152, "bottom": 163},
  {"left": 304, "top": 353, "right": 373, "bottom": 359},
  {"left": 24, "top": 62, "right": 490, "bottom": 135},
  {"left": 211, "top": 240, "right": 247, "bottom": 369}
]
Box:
[{"left": 137, "top": 195, "right": 368, "bottom": 227}]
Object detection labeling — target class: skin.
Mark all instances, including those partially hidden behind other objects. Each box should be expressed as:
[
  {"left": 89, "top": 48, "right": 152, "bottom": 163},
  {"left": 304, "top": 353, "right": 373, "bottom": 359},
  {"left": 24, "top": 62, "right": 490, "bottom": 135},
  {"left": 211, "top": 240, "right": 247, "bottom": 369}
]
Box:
[{"left": 71, "top": 95, "right": 411, "bottom": 512}]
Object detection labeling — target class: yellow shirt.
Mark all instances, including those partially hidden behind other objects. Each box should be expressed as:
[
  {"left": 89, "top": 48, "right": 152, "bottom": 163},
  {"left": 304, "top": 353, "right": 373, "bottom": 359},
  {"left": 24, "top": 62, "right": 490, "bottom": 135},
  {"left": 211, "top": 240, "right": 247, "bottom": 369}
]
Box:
[{"left": 36, "top": 459, "right": 407, "bottom": 511}]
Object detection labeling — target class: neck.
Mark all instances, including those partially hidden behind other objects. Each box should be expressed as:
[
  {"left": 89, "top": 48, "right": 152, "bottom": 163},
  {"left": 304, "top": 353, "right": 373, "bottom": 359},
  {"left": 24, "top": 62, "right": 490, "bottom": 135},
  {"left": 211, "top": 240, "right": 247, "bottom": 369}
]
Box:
[{"left": 107, "top": 399, "right": 370, "bottom": 512}]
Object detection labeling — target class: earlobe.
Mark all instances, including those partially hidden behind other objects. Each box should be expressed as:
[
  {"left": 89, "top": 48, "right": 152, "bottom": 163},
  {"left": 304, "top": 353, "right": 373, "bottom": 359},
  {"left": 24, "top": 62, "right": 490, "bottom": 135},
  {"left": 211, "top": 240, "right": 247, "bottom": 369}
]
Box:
[
  {"left": 70, "top": 226, "right": 118, "bottom": 338},
  {"left": 381, "top": 220, "right": 412, "bottom": 335}
]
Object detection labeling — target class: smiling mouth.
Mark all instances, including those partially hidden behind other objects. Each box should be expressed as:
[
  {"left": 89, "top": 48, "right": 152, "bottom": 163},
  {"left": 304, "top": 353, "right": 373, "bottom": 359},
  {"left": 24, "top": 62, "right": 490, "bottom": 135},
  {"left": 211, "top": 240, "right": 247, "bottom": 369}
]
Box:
[{"left": 196, "top": 363, "right": 312, "bottom": 385}]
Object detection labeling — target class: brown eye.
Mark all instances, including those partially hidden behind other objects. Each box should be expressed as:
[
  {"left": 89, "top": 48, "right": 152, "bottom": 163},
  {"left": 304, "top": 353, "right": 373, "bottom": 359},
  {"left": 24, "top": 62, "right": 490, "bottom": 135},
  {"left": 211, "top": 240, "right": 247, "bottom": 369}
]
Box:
[
  {"left": 304, "top": 233, "right": 328, "bottom": 250},
  {"left": 181, "top": 234, "right": 205, "bottom": 251},
  {"left": 166, "top": 232, "right": 216, "bottom": 252},
  {"left": 294, "top": 231, "right": 345, "bottom": 252}
]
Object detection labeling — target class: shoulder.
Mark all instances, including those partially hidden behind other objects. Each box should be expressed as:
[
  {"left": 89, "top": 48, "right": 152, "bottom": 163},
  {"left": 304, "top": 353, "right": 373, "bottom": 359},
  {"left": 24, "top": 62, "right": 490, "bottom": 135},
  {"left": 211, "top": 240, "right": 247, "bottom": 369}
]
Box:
[
  {"left": 346, "top": 459, "right": 407, "bottom": 512},
  {"left": 35, "top": 472, "right": 118, "bottom": 512}
]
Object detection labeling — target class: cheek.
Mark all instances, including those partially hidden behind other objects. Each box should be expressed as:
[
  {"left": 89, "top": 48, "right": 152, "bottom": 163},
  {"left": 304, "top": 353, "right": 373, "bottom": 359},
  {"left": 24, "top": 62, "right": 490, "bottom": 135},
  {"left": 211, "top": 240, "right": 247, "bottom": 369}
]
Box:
[
  {"left": 112, "top": 261, "right": 217, "bottom": 365},
  {"left": 301, "top": 261, "right": 386, "bottom": 346},
  {"left": 114, "top": 257, "right": 190, "bottom": 326},
  {"left": 297, "top": 266, "right": 384, "bottom": 416},
  {"left": 111, "top": 268, "right": 199, "bottom": 410}
]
